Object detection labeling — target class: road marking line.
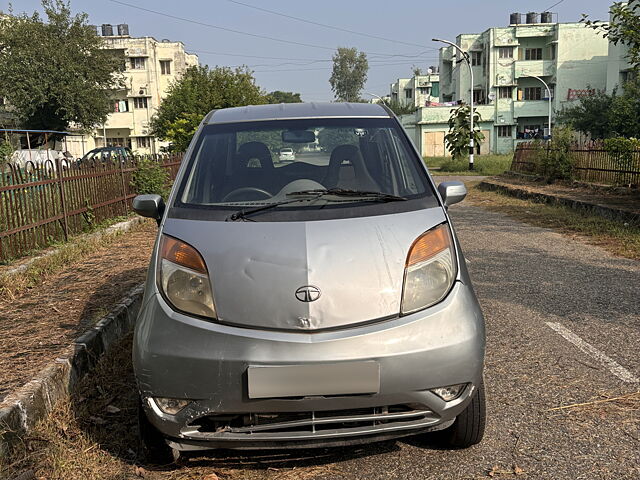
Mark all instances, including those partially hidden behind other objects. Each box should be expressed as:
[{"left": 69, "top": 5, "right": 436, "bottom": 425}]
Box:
[{"left": 545, "top": 322, "right": 639, "bottom": 383}]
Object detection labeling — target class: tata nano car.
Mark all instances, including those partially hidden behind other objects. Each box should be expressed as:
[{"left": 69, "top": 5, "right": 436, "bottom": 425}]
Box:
[{"left": 132, "top": 103, "right": 486, "bottom": 462}]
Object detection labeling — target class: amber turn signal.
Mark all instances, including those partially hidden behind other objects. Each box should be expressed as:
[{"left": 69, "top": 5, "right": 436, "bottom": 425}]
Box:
[
  {"left": 160, "top": 235, "right": 207, "bottom": 273},
  {"left": 406, "top": 224, "right": 452, "bottom": 267}
]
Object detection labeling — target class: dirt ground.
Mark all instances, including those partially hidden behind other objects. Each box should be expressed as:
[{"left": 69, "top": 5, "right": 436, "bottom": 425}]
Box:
[{"left": 0, "top": 221, "right": 157, "bottom": 402}]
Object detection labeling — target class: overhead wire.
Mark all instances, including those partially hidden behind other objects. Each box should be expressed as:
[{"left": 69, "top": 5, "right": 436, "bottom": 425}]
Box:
[
  {"left": 225, "top": 0, "right": 437, "bottom": 50},
  {"left": 108, "top": 0, "right": 428, "bottom": 58}
]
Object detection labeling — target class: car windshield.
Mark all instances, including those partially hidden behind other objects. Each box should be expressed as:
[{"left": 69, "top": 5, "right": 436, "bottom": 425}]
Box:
[{"left": 177, "top": 118, "right": 432, "bottom": 213}]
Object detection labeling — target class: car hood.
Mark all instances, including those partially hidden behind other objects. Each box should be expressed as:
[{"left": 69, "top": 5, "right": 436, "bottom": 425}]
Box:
[{"left": 161, "top": 207, "right": 448, "bottom": 331}]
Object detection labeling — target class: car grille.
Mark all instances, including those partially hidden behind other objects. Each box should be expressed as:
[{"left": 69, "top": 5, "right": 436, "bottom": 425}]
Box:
[{"left": 185, "top": 404, "right": 438, "bottom": 437}]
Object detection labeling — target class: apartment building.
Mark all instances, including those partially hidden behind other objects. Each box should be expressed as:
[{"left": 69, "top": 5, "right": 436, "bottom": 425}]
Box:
[
  {"left": 404, "top": 12, "right": 610, "bottom": 156},
  {"left": 389, "top": 71, "right": 440, "bottom": 107},
  {"left": 68, "top": 24, "right": 198, "bottom": 156}
]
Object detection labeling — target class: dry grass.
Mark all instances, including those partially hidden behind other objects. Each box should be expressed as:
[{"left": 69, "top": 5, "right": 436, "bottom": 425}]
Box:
[
  {"left": 0, "top": 218, "right": 151, "bottom": 299},
  {"left": 466, "top": 184, "right": 640, "bottom": 260}
]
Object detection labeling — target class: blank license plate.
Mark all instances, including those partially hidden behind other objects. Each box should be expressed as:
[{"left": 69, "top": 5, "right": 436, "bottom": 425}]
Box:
[{"left": 247, "top": 362, "right": 380, "bottom": 399}]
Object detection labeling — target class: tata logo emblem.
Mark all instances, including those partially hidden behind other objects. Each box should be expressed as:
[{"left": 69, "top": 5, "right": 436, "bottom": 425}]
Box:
[{"left": 295, "top": 285, "right": 321, "bottom": 302}]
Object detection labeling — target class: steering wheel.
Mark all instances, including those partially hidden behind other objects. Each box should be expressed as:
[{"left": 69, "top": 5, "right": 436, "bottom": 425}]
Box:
[{"left": 221, "top": 187, "right": 273, "bottom": 202}]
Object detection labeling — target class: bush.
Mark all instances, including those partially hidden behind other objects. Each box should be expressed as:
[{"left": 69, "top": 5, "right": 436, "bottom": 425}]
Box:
[
  {"left": 538, "top": 126, "right": 574, "bottom": 182},
  {"left": 131, "top": 158, "right": 170, "bottom": 198}
]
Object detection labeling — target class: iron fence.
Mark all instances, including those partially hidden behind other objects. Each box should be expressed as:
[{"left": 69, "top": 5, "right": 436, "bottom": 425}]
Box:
[
  {"left": 0, "top": 154, "right": 182, "bottom": 262},
  {"left": 511, "top": 143, "right": 640, "bottom": 186}
]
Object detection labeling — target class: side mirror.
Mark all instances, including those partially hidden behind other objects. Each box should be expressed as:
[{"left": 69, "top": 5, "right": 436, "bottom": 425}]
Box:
[
  {"left": 437, "top": 181, "right": 467, "bottom": 207},
  {"left": 132, "top": 194, "right": 165, "bottom": 225}
]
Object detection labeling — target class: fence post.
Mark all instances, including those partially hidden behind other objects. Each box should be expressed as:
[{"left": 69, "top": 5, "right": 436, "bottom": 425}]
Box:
[
  {"left": 119, "top": 154, "right": 129, "bottom": 215},
  {"left": 55, "top": 156, "right": 69, "bottom": 241}
]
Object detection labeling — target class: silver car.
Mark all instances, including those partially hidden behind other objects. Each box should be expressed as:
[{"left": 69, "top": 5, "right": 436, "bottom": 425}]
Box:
[{"left": 132, "top": 103, "right": 485, "bottom": 462}]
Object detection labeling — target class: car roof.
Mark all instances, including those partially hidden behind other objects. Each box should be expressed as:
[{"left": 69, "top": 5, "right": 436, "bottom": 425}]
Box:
[{"left": 205, "top": 102, "right": 392, "bottom": 125}]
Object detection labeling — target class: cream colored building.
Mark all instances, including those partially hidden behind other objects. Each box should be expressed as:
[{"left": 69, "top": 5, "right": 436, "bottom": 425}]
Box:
[{"left": 67, "top": 24, "right": 198, "bottom": 156}]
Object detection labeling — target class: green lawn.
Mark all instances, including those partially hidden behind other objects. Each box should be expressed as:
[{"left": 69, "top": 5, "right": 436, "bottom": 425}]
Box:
[{"left": 424, "top": 154, "right": 513, "bottom": 176}]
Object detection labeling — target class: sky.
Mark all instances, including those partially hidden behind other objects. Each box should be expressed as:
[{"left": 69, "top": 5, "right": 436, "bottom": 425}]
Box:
[{"left": 4, "top": 0, "right": 611, "bottom": 102}]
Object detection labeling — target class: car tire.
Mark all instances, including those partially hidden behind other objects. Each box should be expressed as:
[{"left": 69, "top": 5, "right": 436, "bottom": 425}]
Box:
[
  {"left": 138, "top": 399, "right": 179, "bottom": 465},
  {"left": 439, "top": 380, "right": 486, "bottom": 448}
]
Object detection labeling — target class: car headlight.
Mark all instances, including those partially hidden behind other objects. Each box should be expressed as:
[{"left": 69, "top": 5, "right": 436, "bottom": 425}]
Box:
[
  {"left": 157, "top": 234, "right": 216, "bottom": 318},
  {"left": 401, "top": 224, "right": 457, "bottom": 315}
]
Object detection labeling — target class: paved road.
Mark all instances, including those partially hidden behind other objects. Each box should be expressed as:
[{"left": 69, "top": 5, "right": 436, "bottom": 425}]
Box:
[{"left": 200, "top": 188, "right": 639, "bottom": 479}]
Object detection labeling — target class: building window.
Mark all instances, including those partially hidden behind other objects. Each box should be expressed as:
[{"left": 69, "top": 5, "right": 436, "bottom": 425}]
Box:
[
  {"left": 129, "top": 57, "right": 145, "bottom": 70},
  {"left": 498, "top": 47, "right": 514, "bottom": 59},
  {"left": 136, "top": 137, "right": 151, "bottom": 148},
  {"left": 524, "top": 87, "right": 542, "bottom": 100},
  {"left": 133, "top": 97, "right": 148, "bottom": 109},
  {"left": 471, "top": 51, "right": 482, "bottom": 66},
  {"left": 105, "top": 137, "right": 132, "bottom": 148},
  {"left": 549, "top": 44, "right": 557, "bottom": 60},
  {"left": 160, "top": 60, "right": 171, "bottom": 75},
  {"left": 525, "top": 48, "right": 543, "bottom": 61},
  {"left": 497, "top": 125, "right": 512, "bottom": 137},
  {"left": 113, "top": 99, "right": 129, "bottom": 112},
  {"left": 498, "top": 86, "right": 512, "bottom": 99},
  {"left": 417, "top": 87, "right": 430, "bottom": 95},
  {"left": 405, "top": 89, "right": 413, "bottom": 99},
  {"left": 473, "top": 89, "right": 485, "bottom": 104}
]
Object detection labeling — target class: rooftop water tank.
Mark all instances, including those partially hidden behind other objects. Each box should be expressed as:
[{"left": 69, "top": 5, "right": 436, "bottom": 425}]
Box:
[
  {"left": 117, "top": 23, "right": 129, "bottom": 36},
  {"left": 526, "top": 12, "right": 538, "bottom": 24},
  {"left": 101, "top": 24, "right": 113, "bottom": 36},
  {"left": 540, "top": 12, "right": 553, "bottom": 23},
  {"left": 510, "top": 13, "right": 522, "bottom": 25}
]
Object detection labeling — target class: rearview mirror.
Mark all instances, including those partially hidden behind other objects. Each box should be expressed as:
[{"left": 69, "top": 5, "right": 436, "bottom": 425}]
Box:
[
  {"left": 437, "top": 181, "right": 467, "bottom": 207},
  {"left": 133, "top": 194, "right": 165, "bottom": 225},
  {"left": 282, "top": 130, "right": 316, "bottom": 143}
]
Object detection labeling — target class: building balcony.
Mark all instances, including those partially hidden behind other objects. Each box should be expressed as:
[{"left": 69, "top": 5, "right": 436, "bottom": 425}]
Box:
[
  {"left": 514, "top": 60, "right": 555, "bottom": 78},
  {"left": 513, "top": 100, "right": 550, "bottom": 118},
  {"left": 105, "top": 111, "right": 134, "bottom": 129}
]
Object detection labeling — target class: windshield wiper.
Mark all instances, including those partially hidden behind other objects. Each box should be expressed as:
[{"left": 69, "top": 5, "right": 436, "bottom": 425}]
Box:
[
  {"left": 287, "top": 188, "right": 407, "bottom": 202},
  {"left": 226, "top": 195, "right": 322, "bottom": 221}
]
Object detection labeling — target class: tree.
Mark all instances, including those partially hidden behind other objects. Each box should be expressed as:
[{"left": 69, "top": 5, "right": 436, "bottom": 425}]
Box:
[
  {"left": 582, "top": 1, "right": 640, "bottom": 71},
  {"left": 266, "top": 91, "right": 302, "bottom": 103},
  {"left": 385, "top": 99, "right": 418, "bottom": 116},
  {"left": 0, "top": 0, "right": 124, "bottom": 134},
  {"left": 329, "top": 47, "right": 368, "bottom": 102},
  {"left": 558, "top": 77, "right": 640, "bottom": 139},
  {"left": 444, "top": 104, "right": 485, "bottom": 160},
  {"left": 151, "top": 65, "right": 267, "bottom": 151}
]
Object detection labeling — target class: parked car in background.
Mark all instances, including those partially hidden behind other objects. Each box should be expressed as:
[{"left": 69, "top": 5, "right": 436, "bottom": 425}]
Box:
[
  {"left": 79, "top": 146, "right": 132, "bottom": 164},
  {"left": 132, "top": 102, "right": 486, "bottom": 462},
  {"left": 278, "top": 147, "right": 295, "bottom": 162}
]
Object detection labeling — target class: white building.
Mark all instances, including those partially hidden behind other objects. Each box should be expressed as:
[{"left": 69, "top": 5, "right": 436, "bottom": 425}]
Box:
[
  {"left": 389, "top": 70, "right": 440, "bottom": 107},
  {"left": 67, "top": 24, "right": 198, "bottom": 156}
]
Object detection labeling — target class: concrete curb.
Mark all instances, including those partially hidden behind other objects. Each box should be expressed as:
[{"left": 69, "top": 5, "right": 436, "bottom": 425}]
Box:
[
  {"left": 2, "top": 216, "right": 144, "bottom": 279},
  {"left": 0, "top": 284, "right": 145, "bottom": 460},
  {"left": 478, "top": 180, "right": 640, "bottom": 226}
]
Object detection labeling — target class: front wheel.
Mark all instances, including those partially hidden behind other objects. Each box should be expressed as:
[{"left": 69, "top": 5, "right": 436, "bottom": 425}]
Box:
[
  {"left": 438, "top": 380, "right": 486, "bottom": 448},
  {"left": 138, "top": 399, "right": 179, "bottom": 465}
]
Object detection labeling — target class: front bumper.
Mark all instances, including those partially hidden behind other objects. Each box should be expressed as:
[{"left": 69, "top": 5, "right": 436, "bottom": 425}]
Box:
[{"left": 134, "top": 281, "right": 485, "bottom": 450}]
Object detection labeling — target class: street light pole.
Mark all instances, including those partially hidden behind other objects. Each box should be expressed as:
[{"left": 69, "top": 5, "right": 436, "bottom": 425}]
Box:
[
  {"left": 522, "top": 73, "right": 552, "bottom": 140},
  {"left": 433, "top": 38, "right": 475, "bottom": 170}
]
